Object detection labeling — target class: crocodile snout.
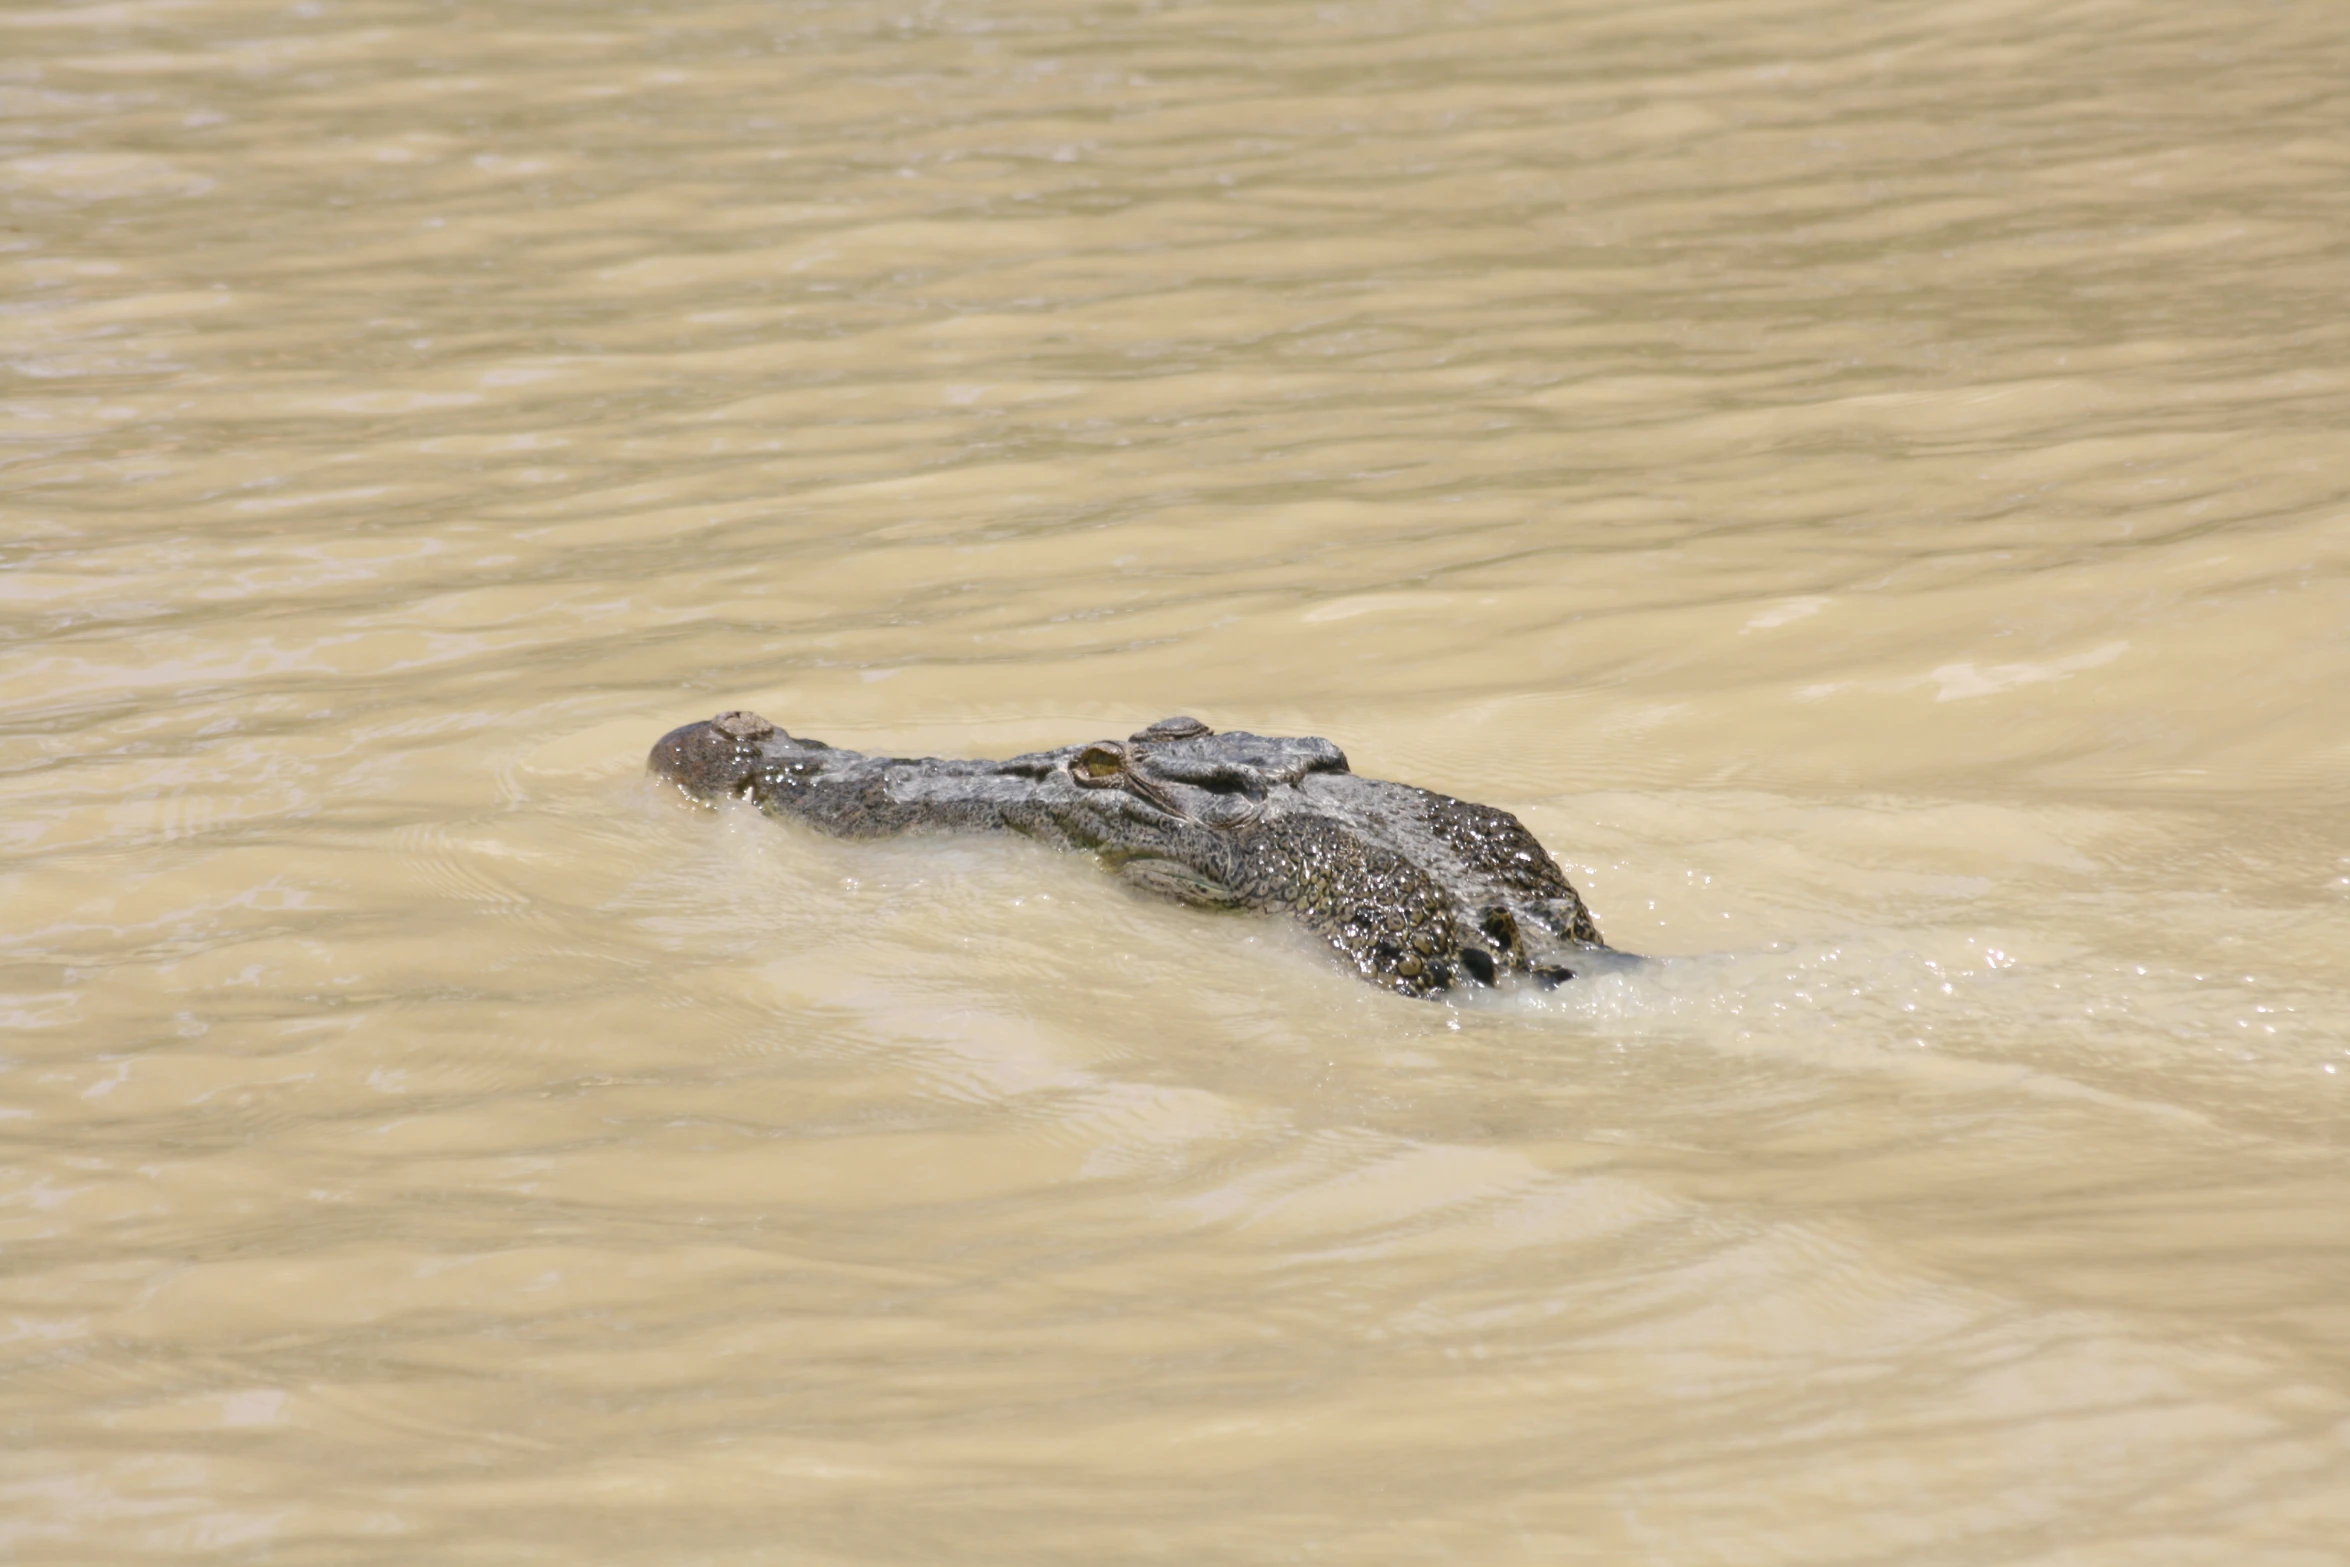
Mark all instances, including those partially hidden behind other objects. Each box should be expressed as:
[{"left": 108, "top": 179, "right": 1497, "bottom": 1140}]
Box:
[{"left": 647, "top": 711, "right": 773, "bottom": 801}]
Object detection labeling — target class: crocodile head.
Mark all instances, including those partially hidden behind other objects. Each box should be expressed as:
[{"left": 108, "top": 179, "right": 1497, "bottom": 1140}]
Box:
[{"left": 649, "top": 711, "right": 1610, "bottom": 998}]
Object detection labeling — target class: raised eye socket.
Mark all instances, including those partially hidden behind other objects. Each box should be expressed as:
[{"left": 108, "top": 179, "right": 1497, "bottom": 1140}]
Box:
[{"left": 1073, "top": 744, "right": 1126, "bottom": 781}]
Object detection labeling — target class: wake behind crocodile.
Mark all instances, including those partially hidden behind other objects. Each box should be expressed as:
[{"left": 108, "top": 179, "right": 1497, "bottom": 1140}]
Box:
[{"left": 637, "top": 743, "right": 2226, "bottom": 1138}]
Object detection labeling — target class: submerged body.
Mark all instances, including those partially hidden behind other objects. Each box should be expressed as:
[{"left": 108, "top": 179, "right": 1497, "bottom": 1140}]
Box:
[{"left": 649, "top": 711, "right": 1617, "bottom": 998}]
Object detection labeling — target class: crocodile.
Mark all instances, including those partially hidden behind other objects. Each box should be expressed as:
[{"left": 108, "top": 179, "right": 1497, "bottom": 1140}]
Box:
[{"left": 648, "top": 711, "right": 1618, "bottom": 998}]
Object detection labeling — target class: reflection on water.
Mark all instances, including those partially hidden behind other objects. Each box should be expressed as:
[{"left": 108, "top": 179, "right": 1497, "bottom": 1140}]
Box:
[{"left": 4, "top": 0, "right": 2348, "bottom": 1558}]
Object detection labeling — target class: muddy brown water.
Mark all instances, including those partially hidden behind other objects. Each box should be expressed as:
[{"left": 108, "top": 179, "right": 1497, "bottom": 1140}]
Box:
[{"left": 5, "top": 0, "right": 2348, "bottom": 1560}]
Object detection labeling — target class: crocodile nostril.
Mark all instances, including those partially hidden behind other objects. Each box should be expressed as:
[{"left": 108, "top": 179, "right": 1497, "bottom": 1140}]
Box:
[
  {"left": 1458, "top": 947, "right": 1497, "bottom": 986},
  {"left": 712, "top": 710, "right": 776, "bottom": 742},
  {"left": 1532, "top": 966, "right": 1575, "bottom": 989}
]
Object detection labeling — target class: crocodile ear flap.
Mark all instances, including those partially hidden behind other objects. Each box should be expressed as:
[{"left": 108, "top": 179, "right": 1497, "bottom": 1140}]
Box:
[
  {"left": 1114, "top": 856, "right": 1249, "bottom": 909},
  {"left": 1130, "top": 716, "right": 1212, "bottom": 743}
]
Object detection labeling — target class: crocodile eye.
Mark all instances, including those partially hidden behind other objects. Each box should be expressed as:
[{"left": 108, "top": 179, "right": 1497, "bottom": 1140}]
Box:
[{"left": 1072, "top": 743, "right": 1126, "bottom": 783}]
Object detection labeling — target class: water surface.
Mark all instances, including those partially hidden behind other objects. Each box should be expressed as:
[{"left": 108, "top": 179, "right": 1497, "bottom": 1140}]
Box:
[{"left": 4, "top": 0, "right": 2348, "bottom": 1559}]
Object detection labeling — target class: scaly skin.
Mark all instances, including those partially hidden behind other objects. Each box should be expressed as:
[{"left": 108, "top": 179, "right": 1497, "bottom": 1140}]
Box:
[{"left": 648, "top": 711, "right": 1615, "bottom": 998}]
